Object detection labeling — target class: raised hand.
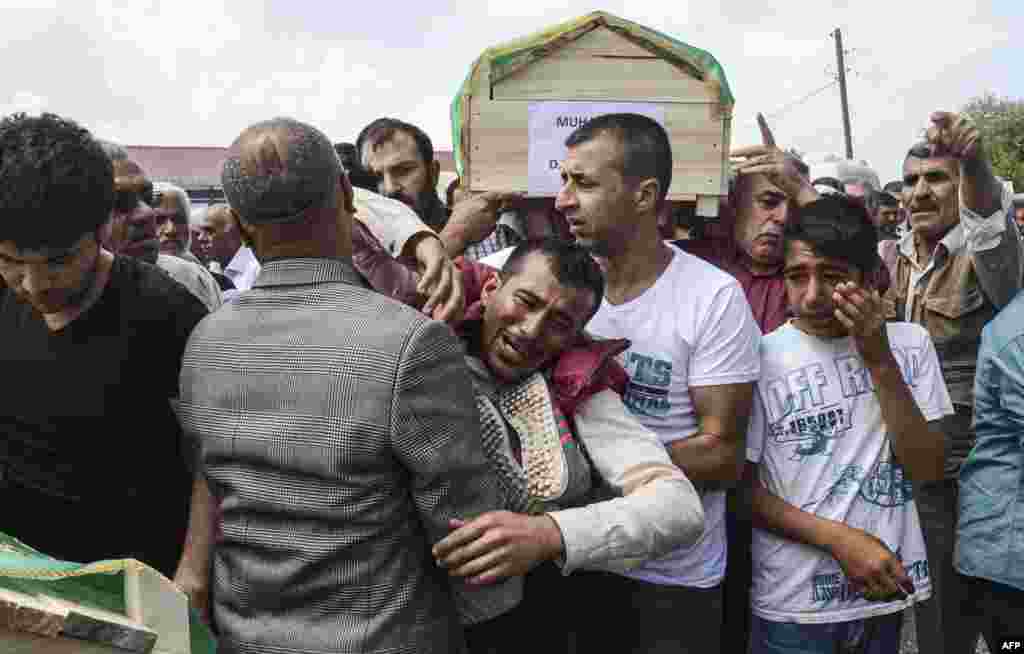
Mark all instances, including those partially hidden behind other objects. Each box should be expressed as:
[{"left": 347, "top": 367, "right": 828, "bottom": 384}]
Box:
[
  {"left": 925, "top": 111, "right": 983, "bottom": 162},
  {"left": 448, "top": 191, "right": 522, "bottom": 246},
  {"left": 410, "top": 234, "right": 464, "bottom": 323},
  {"left": 731, "top": 114, "right": 817, "bottom": 206},
  {"left": 832, "top": 281, "right": 892, "bottom": 368}
]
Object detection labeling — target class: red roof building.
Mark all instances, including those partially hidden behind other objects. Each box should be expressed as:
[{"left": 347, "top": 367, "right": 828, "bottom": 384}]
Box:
[{"left": 126, "top": 146, "right": 456, "bottom": 204}]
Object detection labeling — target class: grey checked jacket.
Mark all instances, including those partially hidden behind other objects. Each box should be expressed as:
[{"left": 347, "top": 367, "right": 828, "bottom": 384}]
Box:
[{"left": 178, "top": 258, "right": 509, "bottom": 654}]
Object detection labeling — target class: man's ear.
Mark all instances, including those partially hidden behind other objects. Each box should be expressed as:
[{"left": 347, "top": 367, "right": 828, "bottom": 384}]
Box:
[
  {"left": 96, "top": 219, "right": 115, "bottom": 251},
  {"left": 480, "top": 272, "right": 502, "bottom": 303},
  {"left": 231, "top": 208, "right": 256, "bottom": 249},
  {"left": 430, "top": 159, "right": 441, "bottom": 192},
  {"left": 634, "top": 177, "right": 661, "bottom": 216},
  {"left": 339, "top": 173, "right": 356, "bottom": 214}
]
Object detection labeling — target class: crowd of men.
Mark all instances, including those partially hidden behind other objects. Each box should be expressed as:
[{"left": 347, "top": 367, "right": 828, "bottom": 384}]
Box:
[{"left": 0, "top": 101, "right": 1021, "bottom": 654}]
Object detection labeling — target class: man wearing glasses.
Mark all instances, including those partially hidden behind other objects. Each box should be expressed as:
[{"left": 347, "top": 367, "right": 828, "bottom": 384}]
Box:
[{"left": 99, "top": 141, "right": 223, "bottom": 311}]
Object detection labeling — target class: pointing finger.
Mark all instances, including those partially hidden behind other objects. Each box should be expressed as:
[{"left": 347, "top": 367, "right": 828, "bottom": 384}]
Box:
[
  {"left": 730, "top": 144, "right": 773, "bottom": 159},
  {"left": 757, "top": 113, "right": 777, "bottom": 148}
]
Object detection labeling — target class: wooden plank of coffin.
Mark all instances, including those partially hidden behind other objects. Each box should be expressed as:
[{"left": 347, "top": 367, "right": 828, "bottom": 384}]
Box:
[{"left": 0, "top": 586, "right": 157, "bottom": 653}]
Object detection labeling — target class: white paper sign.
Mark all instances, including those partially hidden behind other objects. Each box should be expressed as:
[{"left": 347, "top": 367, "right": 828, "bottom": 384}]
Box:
[{"left": 527, "top": 101, "right": 666, "bottom": 196}]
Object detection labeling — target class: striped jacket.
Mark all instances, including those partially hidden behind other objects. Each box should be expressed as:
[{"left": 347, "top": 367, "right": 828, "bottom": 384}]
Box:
[{"left": 178, "top": 258, "right": 507, "bottom": 654}]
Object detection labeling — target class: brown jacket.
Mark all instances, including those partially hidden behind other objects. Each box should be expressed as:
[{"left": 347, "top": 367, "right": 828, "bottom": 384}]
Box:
[{"left": 884, "top": 200, "right": 1022, "bottom": 474}]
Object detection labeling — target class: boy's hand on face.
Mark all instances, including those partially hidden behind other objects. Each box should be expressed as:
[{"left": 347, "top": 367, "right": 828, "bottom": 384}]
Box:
[{"left": 832, "top": 282, "right": 892, "bottom": 369}]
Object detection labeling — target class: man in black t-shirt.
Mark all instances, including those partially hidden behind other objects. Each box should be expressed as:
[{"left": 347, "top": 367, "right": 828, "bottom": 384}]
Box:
[{"left": 0, "top": 112, "right": 208, "bottom": 577}]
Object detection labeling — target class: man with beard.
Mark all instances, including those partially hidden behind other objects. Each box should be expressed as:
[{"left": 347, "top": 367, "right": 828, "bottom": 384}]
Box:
[
  {"left": 197, "top": 192, "right": 466, "bottom": 317},
  {"left": 100, "top": 142, "right": 223, "bottom": 312},
  {"left": 746, "top": 193, "right": 949, "bottom": 653},
  {"left": 0, "top": 113, "right": 208, "bottom": 576},
  {"left": 553, "top": 113, "right": 761, "bottom": 654},
  {"left": 357, "top": 117, "right": 521, "bottom": 260},
  {"left": 887, "top": 111, "right": 1023, "bottom": 654}
]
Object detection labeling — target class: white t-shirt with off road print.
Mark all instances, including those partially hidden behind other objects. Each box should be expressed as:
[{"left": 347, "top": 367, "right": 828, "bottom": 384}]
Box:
[{"left": 747, "top": 321, "right": 953, "bottom": 624}]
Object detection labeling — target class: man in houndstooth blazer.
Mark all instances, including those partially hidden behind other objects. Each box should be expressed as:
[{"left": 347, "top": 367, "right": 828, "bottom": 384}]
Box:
[{"left": 176, "top": 117, "right": 508, "bottom": 653}]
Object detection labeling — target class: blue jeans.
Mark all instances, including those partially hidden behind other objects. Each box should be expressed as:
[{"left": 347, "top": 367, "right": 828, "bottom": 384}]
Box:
[
  {"left": 749, "top": 612, "right": 903, "bottom": 654},
  {"left": 916, "top": 476, "right": 976, "bottom": 654}
]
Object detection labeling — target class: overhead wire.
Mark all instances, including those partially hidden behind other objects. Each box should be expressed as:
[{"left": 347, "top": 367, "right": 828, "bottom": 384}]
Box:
[{"left": 762, "top": 80, "right": 839, "bottom": 121}]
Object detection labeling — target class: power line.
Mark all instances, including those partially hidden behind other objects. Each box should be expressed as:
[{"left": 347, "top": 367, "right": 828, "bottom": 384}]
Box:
[{"left": 761, "top": 80, "right": 838, "bottom": 121}]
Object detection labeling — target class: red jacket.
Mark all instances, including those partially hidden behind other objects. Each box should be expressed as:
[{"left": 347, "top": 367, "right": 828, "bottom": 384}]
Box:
[{"left": 456, "top": 259, "right": 629, "bottom": 418}]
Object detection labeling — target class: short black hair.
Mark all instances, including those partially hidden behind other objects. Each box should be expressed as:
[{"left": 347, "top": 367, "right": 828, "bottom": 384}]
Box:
[
  {"left": 0, "top": 113, "right": 114, "bottom": 250},
  {"left": 501, "top": 237, "right": 605, "bottom": 322},
  {"left": 905, "top": 142, "right": 932, "bottom": 162},
  {"left": 883, "top": 180, "right": 903, "bottom": 195},
  {"left": 784, "top": 193, "right": 879, "bottom": 276},
  {"left": 876, "top": 190, "right": 899, "bottom": 207},
  {"left": 356, "top": 118, "right": 435, "bottom": 168},
  {"left": 565, "top": 113, "right": 672, "bottom": 208},
  {"left": 334, "top": 141, "right": 379, "bottom": 191}
]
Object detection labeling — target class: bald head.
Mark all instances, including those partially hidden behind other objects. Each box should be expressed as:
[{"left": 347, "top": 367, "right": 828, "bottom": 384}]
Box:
[{"left": 221, "top": 117, "right": 342, "bottom": 226}]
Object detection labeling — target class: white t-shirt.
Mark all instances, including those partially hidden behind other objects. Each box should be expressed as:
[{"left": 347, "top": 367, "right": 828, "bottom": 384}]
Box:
[
  {"left": 224, "top": 246, "right": 262, "bottom": 293},
  {"left": 747, "top": 321, "right": 953, "bottom": 624},
  {"left": 479, "top": 246, "right": 515, "bottom": 270},
  {"left": 587, "top": 245, "right": 761, "bottom": 587}
]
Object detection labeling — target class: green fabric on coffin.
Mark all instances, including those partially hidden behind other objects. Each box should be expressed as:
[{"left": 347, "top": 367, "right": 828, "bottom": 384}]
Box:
[{"left": 0, "top": 531, "right": 216, "bottom": 653}]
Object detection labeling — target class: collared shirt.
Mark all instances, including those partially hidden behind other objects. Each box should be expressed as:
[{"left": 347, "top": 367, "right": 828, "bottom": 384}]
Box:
[
  {"left": 900, "top": 224, "right": 965, "bottom": 322},
  {"left": 464, "top": 211, "right": 526, "bottom": 261},
  {"left": 177, "top": 258, "right": 507, "bottom": 653},
  {"left": 956, "top": 288, "right": 1024, "bottom": 592},
  {"left": 898, "top": 186, "right": 1017, "bottom": 323},
  {"left": 678, "top": 236, "right": 789, "bottom": 334},
  {"left": 222, "top": 245, "right": 261, "bottom": 294},
  {"left": 888, "top": 186, "right": 1023, "bottom": 477}
]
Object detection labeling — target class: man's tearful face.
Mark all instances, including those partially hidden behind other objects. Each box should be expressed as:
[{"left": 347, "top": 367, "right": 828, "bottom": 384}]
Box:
[{"left": 480, "top": 252, "right": 597, "bottom": 383}]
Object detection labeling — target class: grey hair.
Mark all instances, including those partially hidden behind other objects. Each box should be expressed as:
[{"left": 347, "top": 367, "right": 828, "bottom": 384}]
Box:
[
  {"left": 153, "top": 182, "right": 191, "bottom": 217},
  {"left": 153, "top": 181, "right": 192, "bottom": 249},
  {"left": 98, "top": 139, "right": 129, "bottom": 162},
  {"left": 189, "top": 205, "right": 208, "bottom": 227},
  {"left": 221, "top": 117, "right": 342, "bottom": 225}
]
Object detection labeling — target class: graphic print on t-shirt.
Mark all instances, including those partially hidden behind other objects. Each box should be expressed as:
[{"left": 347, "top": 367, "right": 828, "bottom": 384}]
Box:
[
  {"left": 621, "top": 351, "right": 673, "bottom": 417},
  {"left": 809, "top": 549, "right": 930, "bottom": 604},
  {"left": 801, "top": 455, "right": 915, "bottom": 511},
  {"left": 763, "top": 346, "right": 926, "bottom": 462},
  {"left": 750, "top": 323, "right": 950, "bottom": 623}
]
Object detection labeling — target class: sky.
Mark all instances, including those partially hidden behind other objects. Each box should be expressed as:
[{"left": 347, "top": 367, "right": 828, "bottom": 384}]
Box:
[{"left": 1, "top": 0, "right": 1021, "bottom": 183}]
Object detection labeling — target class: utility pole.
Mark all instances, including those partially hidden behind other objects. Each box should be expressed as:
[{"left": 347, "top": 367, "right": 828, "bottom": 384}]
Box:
[{"left": 833, "top": 28, "right": 854, "bottom": 159}]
